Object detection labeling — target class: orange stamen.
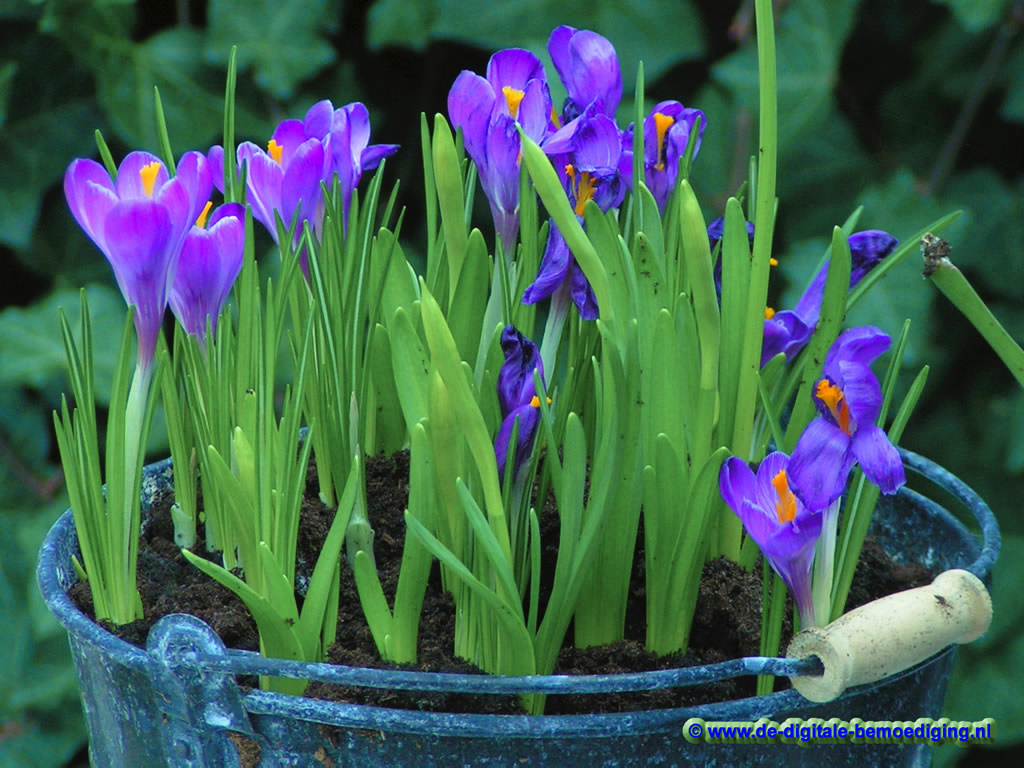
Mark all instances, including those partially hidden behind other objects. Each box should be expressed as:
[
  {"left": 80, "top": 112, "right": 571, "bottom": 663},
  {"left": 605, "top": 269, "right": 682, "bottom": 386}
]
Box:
[
  {"left": 574, "top": 172, "right": 597, "bottom": 216},
  {"left": 529, "top": 395, "right": 551, "bottom": 408},
  {"left": 268, "top": 139, "right": 284, "bottom": 165},
  {"left": 653, "top": 112, "right": 675, "bottom": 171},
  {"left": 772, "top": 469, "right": 797, "bottom": 524},
  {"left": 765, "top": 306, "right": 775, "bottom": 320},
  {"left": 815, "top": 379, "right": 853, "bottom": 435},
  {"left": 196, "top": 200, "right": 214, "bottom": 229},
  {"left": 502, "top": 86, "right": 525, "bottom": 120},
  {"left": 139, "top": 161, "right": 162, "bottom": 197}
]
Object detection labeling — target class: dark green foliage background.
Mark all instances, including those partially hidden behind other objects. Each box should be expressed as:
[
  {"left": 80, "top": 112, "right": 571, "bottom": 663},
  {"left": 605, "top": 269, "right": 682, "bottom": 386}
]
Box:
[{"left": 1, "top": 1, "right": 1021, "bottom": 764}]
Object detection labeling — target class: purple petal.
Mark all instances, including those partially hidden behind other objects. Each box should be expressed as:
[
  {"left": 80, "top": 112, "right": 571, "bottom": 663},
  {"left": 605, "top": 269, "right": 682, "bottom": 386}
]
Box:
[
  {"left": 851, "top": 425, "right": 906, "bottom": 494},
  {"left": 719, "top": 456, "right": 757, "bottom": 517},
  {"left": 495, "top": 403, "right": 541, "bottom": 480},
  {"left": 303, "top": 99, "right": 335, "bottom": 140},
  {"left": 569, "top": 262, "right": 599, "bottom": 320},
  {"left": 115, "top": 151, "right": 167, "bottom": 200},
  {"left": 823, "top": 326, "right": 890, "bottom": 379},
  {"left": 497, "top": 325, "right": 543, "bottom": 414},
  {"left": 64, "top": 159, "right": 117, "bottom": 249},
  {"left": 207, "top": 145, "right": 226, "bottom": 194},
  {"left": 280, "top": 138, "right": 326, "bottom": 233},
  {"left": 547, "top": 26, "right": 577, "bottom": 87},
  {"left": 239, "top": 145, "right": 282, "bottom": 238},
  {"left": 102, "top": 199, "right": 176, "bottom": 364},
  {"left": 572, "top": 113, "right": 622, "bottom": 173},
  {"left": 486, "top": 48, "right": 545, "bottom": 94},
  {"left": 271, "top": 120, "right": 309, "bottom": 164},
  {"left": 482, "top": 116, "right": 521, "bottom": 222},
  {"left": 788, "top": 418, "right": 856, "bottom": 511},
  {"left": 448, "top": 71, "right": 496, "bottom": 166},
  {"left": 338, "top": 103, "right": 372, "bottom": 157},
  {"left": 835, "top": 359, "right": 884, "bottom": 427},
  {"left": 517, "top": 79, "right": 554, "bottom": 142},
  {"left": 753, "top": 452, "right": 792, "bottom": 515},
  {"left": 360, "top": 143, "right": 400, "bottom": 173},
  {"left": 170, "top": 206, "right": 245, "bottom": 339},
  {"left": 849, "top": 230, "right": 898, "bottom": 284},
  {"left": 175, "top": 151, "right": 214, "bottom": 227},
  {"left": 561, "top": 29, "right": 622, "bottom": 117},
  {"left": 523, "top": 227, "right": 571, "bottom": 305}
]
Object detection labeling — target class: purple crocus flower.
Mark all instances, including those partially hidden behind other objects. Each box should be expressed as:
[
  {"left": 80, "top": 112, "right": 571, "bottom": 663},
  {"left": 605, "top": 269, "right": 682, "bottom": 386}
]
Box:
[
  {"left": 761, "top": 231, "right": 898, "bottom": 366},
  {"left": 788, "top": 326, "right": 906, "bottom": 511},
  {"left": 64, "top": 150, "right": 212, "bottom": 371},
  {"left": 720, "top": 452, "right": 823, "bottom": 628},
  {"left": 523, "top": 112, "right": 625, "bottom": 320},
  {"left": 302, "top": 100, "right": 398, "bottom": 231},
  {"left": 495, "top": 325, "right": 548, "bottom": 480},
  {"left": 548, "top": 25, "right": 622, "bottom": 123},
  {"left": 169, "top": 202, "right": 246, "bottom": 346},
  {"left": 209, "top": 121, "right": 328, "bottom": 246},
  {"left": 621, "top": 101, "right": 706, "bottom": 213},
  {"left": 449, "top": 48, "right": 553, "bottom": 253}
]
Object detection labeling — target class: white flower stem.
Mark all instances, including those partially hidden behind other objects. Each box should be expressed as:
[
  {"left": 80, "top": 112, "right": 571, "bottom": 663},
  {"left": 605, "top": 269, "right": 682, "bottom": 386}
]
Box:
[{"left": 812, "top": 498, "right": 841, "bottom": 627}]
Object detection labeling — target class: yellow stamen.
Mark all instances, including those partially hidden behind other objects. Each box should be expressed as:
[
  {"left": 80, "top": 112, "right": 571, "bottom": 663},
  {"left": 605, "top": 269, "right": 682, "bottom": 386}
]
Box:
[
  {"left": 139, "top": 161, "right": 162, "bottom": 197},
  {"left": 196, "top": 200, "right": 213, "bottom": 229},
  {"left": 770, "top": 257, "right": 779, "bottom": 267},
  {"left": 765, "top": 306, "right": 775, "bottom": 320},
  {"left": 529, "top": 395, "right": 552, "bottom": 408},
  {"left": 653, "top": 112, "right": 675, "bottom": 171},
  {"left": 771, "top": 469, "right": 797, "bottom": 524},
  {"left": 815, "top": 379, "right": 853, "bottom": 435},
  {"left": 550, "top": 106, "right": 562, "bottom": 129},
  {"left": 268, "top": 139, "right": 284, "bottom": 165},
  {"left": 502, "top": 86, "right": 525, "bottom": 120}
]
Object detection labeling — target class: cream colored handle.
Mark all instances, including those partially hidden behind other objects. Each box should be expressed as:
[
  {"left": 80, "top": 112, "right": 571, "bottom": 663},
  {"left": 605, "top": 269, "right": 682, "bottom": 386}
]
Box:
[{"left": 786, "top": 568, "right": 992, "bottom": 703}]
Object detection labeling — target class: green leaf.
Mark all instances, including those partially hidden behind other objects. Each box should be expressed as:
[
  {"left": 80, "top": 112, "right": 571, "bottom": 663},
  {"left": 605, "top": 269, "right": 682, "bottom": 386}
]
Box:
[
  {"left": 0, "top": 284, "right": 125, "bottom": 403},
  {"left": 1001, "top": 42, "right": 1024, "bottom": 124},
  {"left": 940, "top": 170, "right": 1024, "bottom": 296},
  {"left": 368, "top": 0, "right": 704, "bottom": 86},
  {"left": 712, "top": 0, "right": 859, "bottom": 151},
  {"left": 0, "top": 98, "right": 104, "bottom": 248},
  {"left": 0, "top": 388, "right": 50, "bottom": 507},
  {"left": 933, "top": 0, "right": 1012, "bottom": 31},
  {"left": 205, "top": 0, "right": 337, "bottom": 100}
]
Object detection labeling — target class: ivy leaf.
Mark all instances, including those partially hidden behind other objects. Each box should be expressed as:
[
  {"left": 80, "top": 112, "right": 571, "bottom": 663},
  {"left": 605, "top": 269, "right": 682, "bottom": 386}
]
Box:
[
  {"left": 95, "top": 27, "right": 227, "bottom": 150},
  {"left": 0, "top": 284, "right": 126, "bottom": 404},
  {"left": 205, "top": 0, "right": 337, "bottom": 100},
  {"left": 368, "top": 0, "right": 704, "bottom": 87},
  {"left": 0, "top": 98, "right": 103, "bottom": 249},
  {"left": 932, "top": 0, "right": 1012, "bottom": 32},
  {"left": 712, "top": 0, "right": 859, "bottom": 152},
  {"left": 940, "top": 171, "right": 1024, "bottom": 298},
  {"left": 0, "top": 388, "right": 49, "bottom": 508},
  {"left": 847, "top": 171, "right": 969, "bottom": 368}
]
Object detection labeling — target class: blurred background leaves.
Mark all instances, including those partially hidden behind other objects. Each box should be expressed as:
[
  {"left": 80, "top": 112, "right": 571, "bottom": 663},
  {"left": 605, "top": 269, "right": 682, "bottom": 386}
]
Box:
[{"left": 1, "top": 1, "right": 1022, "bottom": 764}]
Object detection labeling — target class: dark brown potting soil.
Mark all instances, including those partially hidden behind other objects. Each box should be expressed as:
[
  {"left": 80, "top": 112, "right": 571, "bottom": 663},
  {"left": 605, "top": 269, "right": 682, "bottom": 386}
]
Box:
[{"left": 69, "top": 451, "right": 935, "bottom": 715}]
